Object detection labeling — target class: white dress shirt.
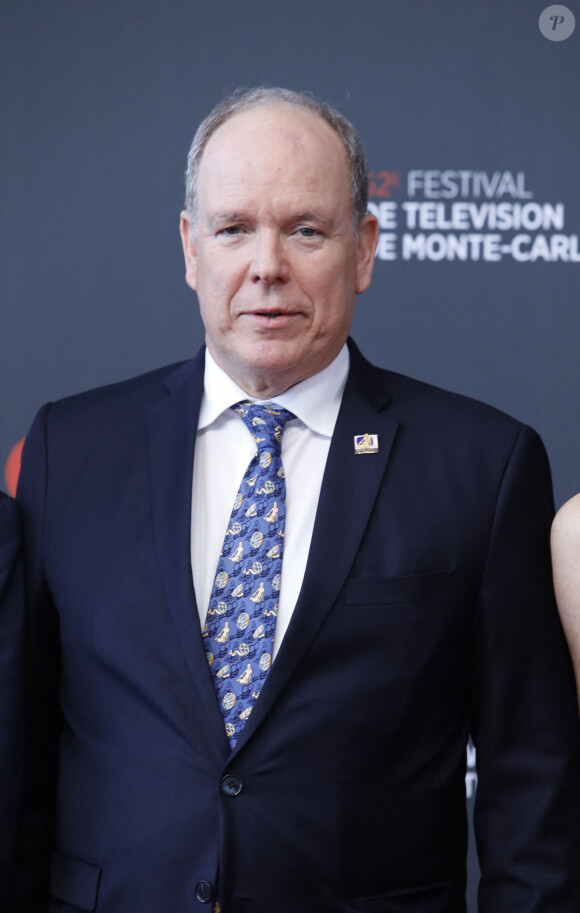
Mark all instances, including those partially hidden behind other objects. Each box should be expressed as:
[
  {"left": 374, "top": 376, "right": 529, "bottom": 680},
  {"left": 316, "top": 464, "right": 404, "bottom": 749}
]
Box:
[{"left": 191, "top": 345, "right": 349, "bottom": 657}]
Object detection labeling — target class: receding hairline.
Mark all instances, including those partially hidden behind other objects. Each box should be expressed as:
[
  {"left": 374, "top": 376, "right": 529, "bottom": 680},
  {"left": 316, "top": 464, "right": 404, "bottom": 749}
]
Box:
[
  {"left": 197, "top": 101, "right": 351, "bottom": 176},
  {"left": 203, "top": 97, "right": 346, "bottom": 134},
  {"left": 184, "top": 87, "right": 370, "bottom": 238},
  {"left": 195, "top": 90, "right": 351, "bottom": 162}
]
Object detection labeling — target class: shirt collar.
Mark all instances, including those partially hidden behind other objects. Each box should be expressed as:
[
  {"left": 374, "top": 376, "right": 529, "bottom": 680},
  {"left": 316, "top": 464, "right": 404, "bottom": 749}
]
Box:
[{"left": 198, "top": 345, "right": 350, "bottom": 438}]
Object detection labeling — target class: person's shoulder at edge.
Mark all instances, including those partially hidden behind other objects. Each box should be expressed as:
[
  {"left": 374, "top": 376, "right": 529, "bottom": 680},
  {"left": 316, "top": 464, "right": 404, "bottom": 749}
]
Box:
[
  {"left": 551, "top": 492, "right": 580, "bottom": 588},
  {"left": 553, "top": 492, "right": 580, "bottom": 543},
  {"left": 551, "top": 492, "right": 580, "bottom": 704}
]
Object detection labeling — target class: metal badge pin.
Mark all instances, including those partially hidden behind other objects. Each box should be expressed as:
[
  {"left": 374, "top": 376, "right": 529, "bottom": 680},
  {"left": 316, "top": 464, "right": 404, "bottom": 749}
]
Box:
[{"left": 353, "top": 434, "right": 379, "bottom": 454}]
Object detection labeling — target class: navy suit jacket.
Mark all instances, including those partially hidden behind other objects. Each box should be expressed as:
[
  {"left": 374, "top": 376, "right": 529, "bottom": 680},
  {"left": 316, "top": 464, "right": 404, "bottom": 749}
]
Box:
[
  {"left": 0, "top": 493, "right": 25, "bottom": 908},
  {"left": 13, "top": 341, "right": 580, "bottom": 912}
]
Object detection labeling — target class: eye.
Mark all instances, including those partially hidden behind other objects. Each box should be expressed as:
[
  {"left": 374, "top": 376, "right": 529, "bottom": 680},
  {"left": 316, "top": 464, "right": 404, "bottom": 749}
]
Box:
[
  {"left": 219, "top": 225, "right": 243, "bottom": 236},
  {"left": 296, "top": 227, "right": 320, "bottom": 238}
]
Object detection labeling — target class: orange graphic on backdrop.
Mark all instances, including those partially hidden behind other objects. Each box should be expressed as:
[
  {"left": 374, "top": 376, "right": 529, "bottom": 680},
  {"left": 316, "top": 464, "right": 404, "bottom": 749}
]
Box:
[
  {"left": 368, "top": 170, "right": 401, "bottom": 198},
  {"left": 5, "top": 438, "right": 24, "bottom": 496}
]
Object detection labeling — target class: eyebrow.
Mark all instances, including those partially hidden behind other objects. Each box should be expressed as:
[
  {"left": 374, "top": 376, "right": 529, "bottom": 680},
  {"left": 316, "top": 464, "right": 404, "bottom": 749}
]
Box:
[
  {"left": 206, "top": 209, "right": 333, "bottom": 230},
  {"left": 207, "top": 211, "right": 247, "bottom": 228},
  {"left": 292, "top": 211, "right": 320, "bottom": 223}
]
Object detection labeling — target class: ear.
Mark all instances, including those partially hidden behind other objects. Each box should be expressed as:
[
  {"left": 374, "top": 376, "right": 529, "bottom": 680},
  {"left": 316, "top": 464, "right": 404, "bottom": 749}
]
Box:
[
  {"left": 179, "top": 211, "right": 198, "bottom": 291},
  {"left": 355, "top": 213, "right": 379, "bottom": 294}
]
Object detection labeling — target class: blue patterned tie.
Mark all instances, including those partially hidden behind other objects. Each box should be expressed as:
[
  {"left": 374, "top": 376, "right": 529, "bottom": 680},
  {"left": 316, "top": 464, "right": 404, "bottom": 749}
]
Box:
[{"left": 204, "top": 401, "right": 295, "bottom": 748}]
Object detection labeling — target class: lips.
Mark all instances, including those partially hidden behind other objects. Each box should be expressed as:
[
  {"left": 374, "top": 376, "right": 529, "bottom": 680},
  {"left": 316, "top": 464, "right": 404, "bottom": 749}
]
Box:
[
  {"left": 244, "top": 307, "right": 297, "bottom": 316},
  {"left": 242, "top": 310, "right": 301, "bottom": 328}
]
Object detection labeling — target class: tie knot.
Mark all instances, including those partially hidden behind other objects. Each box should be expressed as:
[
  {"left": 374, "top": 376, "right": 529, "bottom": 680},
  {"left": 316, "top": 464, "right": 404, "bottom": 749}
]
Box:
[{"left": 234, "top": 401, "right": 294, "bottom": 453}]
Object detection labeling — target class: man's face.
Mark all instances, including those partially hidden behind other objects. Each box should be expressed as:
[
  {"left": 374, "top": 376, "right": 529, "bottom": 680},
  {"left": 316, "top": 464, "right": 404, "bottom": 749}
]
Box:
[{"left": 180, "top": 105, "right": 378, "bottom": 397}]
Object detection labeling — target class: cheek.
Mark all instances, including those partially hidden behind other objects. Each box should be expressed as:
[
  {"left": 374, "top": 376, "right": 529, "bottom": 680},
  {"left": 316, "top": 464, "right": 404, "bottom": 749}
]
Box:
[
  {"left": 205, "top": 258, "right": 247, "bottom": 304},
  {"left": 197, "top": 265, "right": 235, "bottom": 312},
  {"left": 199, "top": 295, "right": 229, "bottom": 338},
  {"left": 307, "top": 268, "right": 356, "bottom": 328}
]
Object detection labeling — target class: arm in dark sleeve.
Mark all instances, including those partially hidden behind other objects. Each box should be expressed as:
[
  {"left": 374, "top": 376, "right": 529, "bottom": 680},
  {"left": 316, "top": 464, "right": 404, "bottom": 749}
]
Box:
[
  {"left": 471, "top": 425, "right": 580, "bottom": 912},
  {"left": 0, "top": 492, "right": 25, "bottom": 908},
  {"left": 12, "top": 406, "right": 62, "bottom": 911}
]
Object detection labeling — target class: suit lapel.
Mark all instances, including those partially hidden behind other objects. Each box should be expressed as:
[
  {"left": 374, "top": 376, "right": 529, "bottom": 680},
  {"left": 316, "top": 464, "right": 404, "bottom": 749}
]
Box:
[
  {"left": 232, "top": 342, "right": 400, "bottom": 753},
  {"left": 147, "top": 349, "right": 229, "bottom": 757}
]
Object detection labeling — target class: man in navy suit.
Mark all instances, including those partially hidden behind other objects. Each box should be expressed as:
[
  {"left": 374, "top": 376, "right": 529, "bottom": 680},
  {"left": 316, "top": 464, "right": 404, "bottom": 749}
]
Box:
[{"left": 14, "top": 88, "right": 580, "bottom": 911}]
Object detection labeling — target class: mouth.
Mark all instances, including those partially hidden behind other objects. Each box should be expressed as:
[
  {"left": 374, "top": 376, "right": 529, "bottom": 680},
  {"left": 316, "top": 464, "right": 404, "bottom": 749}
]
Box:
[{"left": 242, "top": 310, "right": 301, "bottom": 328}]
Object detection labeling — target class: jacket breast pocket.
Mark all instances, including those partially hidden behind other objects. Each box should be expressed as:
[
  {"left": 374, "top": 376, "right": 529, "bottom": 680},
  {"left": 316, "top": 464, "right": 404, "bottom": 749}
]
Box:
[
  {"left": 345, "top": 571, "right": 452, "bottom": 607},
  {"left": 50, "top": 852, "right": 102, "bottom": 911}
]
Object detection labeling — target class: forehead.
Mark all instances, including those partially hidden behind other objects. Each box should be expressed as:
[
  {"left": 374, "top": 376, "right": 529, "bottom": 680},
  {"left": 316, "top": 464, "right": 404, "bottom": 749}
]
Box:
[{"left": 197, "top": 104, "right": 350, "bottom": 208}]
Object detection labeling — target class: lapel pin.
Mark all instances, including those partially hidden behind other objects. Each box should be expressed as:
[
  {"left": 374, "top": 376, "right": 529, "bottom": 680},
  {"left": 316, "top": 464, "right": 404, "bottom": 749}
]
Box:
[{"left": 354, "top": 433, "right": 379, "bottom": 455}]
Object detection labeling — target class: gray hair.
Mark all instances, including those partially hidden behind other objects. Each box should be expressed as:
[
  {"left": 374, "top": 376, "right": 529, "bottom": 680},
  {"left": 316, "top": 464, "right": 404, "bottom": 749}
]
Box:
[{"left": 184, "top": 87, "right": 369, "bottom": 238}]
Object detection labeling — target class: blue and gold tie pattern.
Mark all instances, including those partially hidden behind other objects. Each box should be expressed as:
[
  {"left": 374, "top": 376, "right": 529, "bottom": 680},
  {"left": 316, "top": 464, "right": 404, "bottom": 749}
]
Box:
[{"left": 204, "top": 401, "right": 294, "bottom": 748}]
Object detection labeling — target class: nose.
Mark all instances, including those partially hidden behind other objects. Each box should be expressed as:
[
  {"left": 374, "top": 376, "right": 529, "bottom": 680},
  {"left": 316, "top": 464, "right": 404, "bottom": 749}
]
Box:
[{"left": 249, "top": 230, "right": 290, "bottom": 287}]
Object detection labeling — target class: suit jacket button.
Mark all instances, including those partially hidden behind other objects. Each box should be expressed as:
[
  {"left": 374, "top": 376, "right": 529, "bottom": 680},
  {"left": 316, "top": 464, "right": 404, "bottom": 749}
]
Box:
[
  {"left": 195, "top": 881, "right": 213, "bottom": 903},
  {"left": 221, "top": 774, "right": 243, "bottom": 797}
]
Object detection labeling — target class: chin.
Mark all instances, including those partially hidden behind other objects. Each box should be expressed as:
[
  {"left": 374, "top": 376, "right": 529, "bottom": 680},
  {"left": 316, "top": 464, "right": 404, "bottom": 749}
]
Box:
[{"left": 244, "top": 340, "right": 303, "bottom": 372}]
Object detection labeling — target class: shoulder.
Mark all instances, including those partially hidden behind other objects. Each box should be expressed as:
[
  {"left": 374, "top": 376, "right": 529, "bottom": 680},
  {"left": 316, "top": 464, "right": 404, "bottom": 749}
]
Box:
[
  {"left": 47, "top": 358, "right": 192, "bottom": 415},
  {"left": 552, "top": 493, "right": 580, "bottom": 552},
  {"left": 346, "top": 342, "right": 554, "bottom": 511},
  {"left": 350, "top": 338, "right": 521, "bottom": 420},
  {"left": 389, "top": 368, "right": 519, "bottom": 426},
  {"left": 19, "top": 353, "right": 205, "bottom": 491},
  {"left": 27, "top": 351, "right": 204, "bottom": 435},
  {"left": 349, "top": 339, "right": 528, "bottom": 446},
  {"left": 551, "top": 494, "right": 580, "bottom": 683}
]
